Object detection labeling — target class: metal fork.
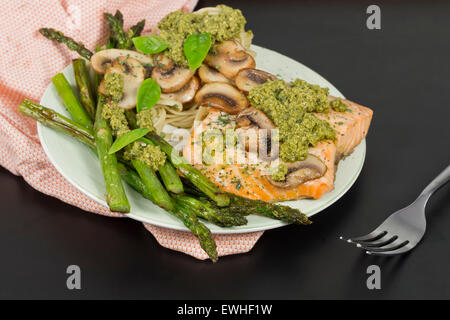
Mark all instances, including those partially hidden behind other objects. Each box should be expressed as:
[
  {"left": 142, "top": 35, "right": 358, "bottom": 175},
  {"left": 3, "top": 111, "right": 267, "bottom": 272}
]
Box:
[{"left": 341, "top": 164, "right": 450, "bottom": 256}]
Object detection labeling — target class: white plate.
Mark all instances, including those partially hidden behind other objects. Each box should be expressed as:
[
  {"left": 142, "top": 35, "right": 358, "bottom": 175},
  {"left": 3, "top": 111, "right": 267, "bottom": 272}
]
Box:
[{"left": 38, "top": 45, "right": 366, "bottom": 234}]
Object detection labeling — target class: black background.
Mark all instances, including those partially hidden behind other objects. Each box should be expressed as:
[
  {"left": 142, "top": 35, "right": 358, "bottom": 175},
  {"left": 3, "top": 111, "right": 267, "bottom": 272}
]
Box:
[{"left": 1, "top": 0, "right": 449, "bottom": 300}]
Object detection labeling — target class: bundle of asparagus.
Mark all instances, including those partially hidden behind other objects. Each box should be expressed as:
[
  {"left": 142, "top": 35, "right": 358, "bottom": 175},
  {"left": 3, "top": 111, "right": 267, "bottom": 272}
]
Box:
[{"left": 25, "top": 11, "right": 311, "bottom": 262}]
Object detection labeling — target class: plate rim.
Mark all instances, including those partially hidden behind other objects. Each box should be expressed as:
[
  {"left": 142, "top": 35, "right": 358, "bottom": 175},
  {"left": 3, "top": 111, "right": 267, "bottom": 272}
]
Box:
[{"left": 37, "top": 44, "right": 366, "bottom": 234}]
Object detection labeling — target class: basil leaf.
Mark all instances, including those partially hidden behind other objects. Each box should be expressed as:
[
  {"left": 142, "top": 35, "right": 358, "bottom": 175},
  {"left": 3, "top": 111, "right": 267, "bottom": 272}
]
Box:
[
  {"left": 132, "top": 36, "right": 168, "bottom": 54},
  {"left": 108, "top": 128, "right": 150, "bottom": 154},
  {"left": 184, "top": 33, "right": 212, "bottom": 70},
  {"left": 137, "top": 78, "right": 161, "bottom": 113}
]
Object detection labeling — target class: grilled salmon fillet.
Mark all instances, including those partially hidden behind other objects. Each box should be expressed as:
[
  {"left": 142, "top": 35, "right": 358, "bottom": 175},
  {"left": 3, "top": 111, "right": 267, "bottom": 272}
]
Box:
[{"left": 183, "top": 99, "right": 372, "bottom": 202}]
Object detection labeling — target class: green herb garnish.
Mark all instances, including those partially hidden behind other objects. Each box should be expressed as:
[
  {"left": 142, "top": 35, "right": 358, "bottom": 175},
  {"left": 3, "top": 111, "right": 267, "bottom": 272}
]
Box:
[
  {"left": 216, "top": 114, "right": 231, "bottom": 126},
  {"left": 183, "top": 33, "right": 212, "bottom": 70},
  {"left": 132, "top": 36, "right": 168, "bottom": 54},
  {"left": 108, "top": 128, "right": 150, "bottom": 154},
  {"left": 137, "top": 78, "right": 161, "bottom": 113}
]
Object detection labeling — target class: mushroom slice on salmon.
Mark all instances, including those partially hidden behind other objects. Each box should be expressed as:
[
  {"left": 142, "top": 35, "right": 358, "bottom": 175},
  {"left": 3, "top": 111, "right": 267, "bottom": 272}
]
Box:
[
  {"left": 267, "top": 155, "right": 327, "bottom": 188},
  {"left": 236, "top": 107, "right": 278, "bottom": 160}
]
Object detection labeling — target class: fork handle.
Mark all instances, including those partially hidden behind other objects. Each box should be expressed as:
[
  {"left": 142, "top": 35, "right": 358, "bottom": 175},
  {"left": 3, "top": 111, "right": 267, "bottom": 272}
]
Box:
[{"left": 419, "top": 164, "right": 450, "bottom": 200}]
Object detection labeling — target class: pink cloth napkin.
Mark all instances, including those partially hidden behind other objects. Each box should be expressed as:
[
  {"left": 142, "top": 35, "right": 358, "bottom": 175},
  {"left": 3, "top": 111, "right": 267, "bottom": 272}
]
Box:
[{"left": 0, "top": 0, "right": 263, "bottom": 260}]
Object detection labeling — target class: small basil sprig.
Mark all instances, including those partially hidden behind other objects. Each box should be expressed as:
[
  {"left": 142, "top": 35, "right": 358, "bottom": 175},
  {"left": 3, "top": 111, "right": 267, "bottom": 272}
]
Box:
[
  {"left": 108, "top": 128, "right": 150, "bottom": 154},
  {"left": 132, "top": 36, "right": 168, "bottom": 54},
  {"left": 137, "top": 78, "right": 161, "bottom": 113},
  {"left": 184, "top": 33, "right": 212, "bottom": 70}
]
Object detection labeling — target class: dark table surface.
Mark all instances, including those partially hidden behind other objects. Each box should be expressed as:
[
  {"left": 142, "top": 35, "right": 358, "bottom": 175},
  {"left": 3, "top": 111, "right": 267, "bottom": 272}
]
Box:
[{"left": 1, "top": 0, "right": 449, "bottom": 300}]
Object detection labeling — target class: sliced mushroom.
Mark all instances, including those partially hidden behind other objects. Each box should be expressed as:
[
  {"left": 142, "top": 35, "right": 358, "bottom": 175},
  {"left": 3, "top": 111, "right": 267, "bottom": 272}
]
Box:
[
  {"left": 235, "top": 69, "right": 277, "bottom": 93},
  {"left": 160, "top": 76, "right": 199, "bottom": 104},
  {"left": 194, "top": 82, "right": 248, "bottom": 114},
  {"left": 90, "top": 49, "right": 153, "bottom": 75},
  {"left": 236, "top": 107, "right": 278, "bottom": 160},
  {"left": 236, "top": 107, "right": 275, "bottom": 130},
  {"left": 204, "top": 40, "right": 255, "bottom": 79},
  {"left": 151, "top": 54, "right": 195, "bottom": 93},
  {"left": 198, "top": 65, "right": 230, "bottom": 84},
  {"left": 267, "top": 155, "right": 327, "bottom": 188},
  {"left": 98, "top": 57, "right": 145, "bottom": 109}
]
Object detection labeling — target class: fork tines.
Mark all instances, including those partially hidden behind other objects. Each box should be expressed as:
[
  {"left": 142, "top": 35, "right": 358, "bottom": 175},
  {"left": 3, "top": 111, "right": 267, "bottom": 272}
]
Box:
[{"left": 340, "top": 231, "right": 411, "bottom": 256}]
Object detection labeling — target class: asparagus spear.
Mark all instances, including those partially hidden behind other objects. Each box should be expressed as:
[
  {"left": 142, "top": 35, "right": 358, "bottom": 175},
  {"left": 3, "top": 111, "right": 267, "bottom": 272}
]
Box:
[
  {"left": 73, "top": 59, "right": 95, "bottom": 120},
  {"left": 124, "top": 110, "right": 138, "bottom": 128},
  {"left": 136, "top": 137, "right": 183, "bottom": 194},
  {"left": 172, "top": 194, "right": 247, "bottom": 227},
  {"left": 117, "top": 162, "right": 154, "bottom": 201},
  {"left": 227, "top": 195, "right": 311, "bottom": 225},
  {"left": 105, "top": 11, "right": 123, "bottom": 48},
  {"left": 158, "top": 162, "right": 184, "bottom": 194},
  {"left": 104, "top": 13, "right": 128, "bottom": 49},
  {"left": 121, "top": 165, "right": 218, "bottom": 261},
  {"left": 92, "top": 47, "right": 102, "bottom": 102},
  {"left": 18, "top": 100, "right": 95, "bottom": 148},
  {"left": 123, "top": 162, "right": 218, "bottom": 261},
  {"left": 129, "top": 20, "right": 145, "bottom": 38},
  {"left": 94, "top": 95, "right": 130, "bottom": 213},
  {"left": 118, "top": 159, "right": 218, "bottom": 261},
  {"left": 22, "top": 99, "right": 130, "bottom": 214},
  {"left": 126, "top": 111, "right": 184, "bottom": 194},
  {"left": 172, "top": 199, "right": 218, "bottom": 262},
  {"left": 181, "top": 177, "right": 311, "bottom": 225},
  {"left": 92, "top": 73, "right": 102, "bottom": 102},
  {"left": 19, "top": 101, "right": 170, "bottom": 206},
  {"left": 114, "top": 10, "right": 124, "bottom": 27},
  {"left": 146, "top": 132, "right": 230, "bottom": 207},
  {"left": 118, "top": 163, "right": 217, "bottom": 261},
  {"left": 105, "top": 10, "right": 144, "bottom": 50},
  {"left": 52, "top": 73, "right": 92, "bottom": 129},
  {"left": 131, "top": 159, "right": 173, "bottom": 211},
  {"left": 125, "top": 20, "right": 146, "bottom": 49},
  {"left": 39, "top": 28, "right": 93, "bottom": 60}
]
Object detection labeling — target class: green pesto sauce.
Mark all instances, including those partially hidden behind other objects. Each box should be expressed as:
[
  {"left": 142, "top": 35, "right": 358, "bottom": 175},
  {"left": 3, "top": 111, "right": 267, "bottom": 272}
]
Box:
[
  {"left": 248, "top": 79, "right": 336, "bottom": 162},
  {"left": 272, "top": 163, "right": 288, "bottom": 181},
  {"left": 102, "top": 101, "right": 130, "bottom": 137},
  {"left": 104, "top": 73, "right": 124, "bottom": 101},
  {"left": 123, "top": 142, "right": 166, "bottom": 171},
  {"left": 102, "top": 101, "right": 165, "bottom": 169},
  {"left": 136, "top": 109, "right": 155, "bottom": 132},
  {"left": 330, "top": 98, "right": 348, "bottom": 112},
  {"left": 158, "top": 5, "right": 247, "bottom": 66}
]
